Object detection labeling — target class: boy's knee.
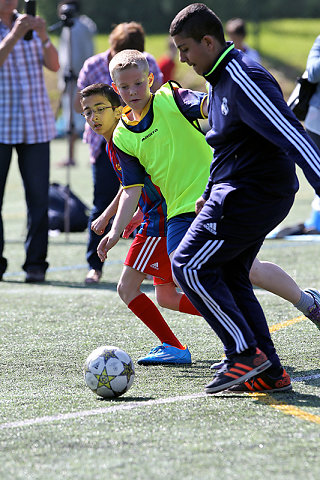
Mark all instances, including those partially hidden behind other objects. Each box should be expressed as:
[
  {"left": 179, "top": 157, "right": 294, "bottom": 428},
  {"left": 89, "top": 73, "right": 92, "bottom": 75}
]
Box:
[
  {"left": 249, "top": 265, "right": 259, "bottom": 285},
  {"left": 155, "top": 289, "right": 167, "bottom": 308},
  {"left": 117, "top": 280, "right": 128, "bottom": 303}
]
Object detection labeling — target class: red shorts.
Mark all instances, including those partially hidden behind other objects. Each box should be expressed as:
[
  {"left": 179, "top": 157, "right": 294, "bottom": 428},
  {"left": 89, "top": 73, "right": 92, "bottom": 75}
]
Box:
[{"left": 124, "top": 234, "right": 173, "bottom": 285}]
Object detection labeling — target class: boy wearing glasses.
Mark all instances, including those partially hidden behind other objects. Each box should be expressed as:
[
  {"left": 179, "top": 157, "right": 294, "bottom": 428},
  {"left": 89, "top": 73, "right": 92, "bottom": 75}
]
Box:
[{"left": 80, "top": 83, "right": 201, "bottom": 365}]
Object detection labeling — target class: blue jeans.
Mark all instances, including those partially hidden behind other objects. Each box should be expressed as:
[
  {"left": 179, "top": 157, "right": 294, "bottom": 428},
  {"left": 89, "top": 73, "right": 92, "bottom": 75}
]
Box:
[
  {"left": 86, "top": 145, "right": 120, "bottom": 271},
  {"left": 0, "top": 142, "right": 50, "bottom": 276}
]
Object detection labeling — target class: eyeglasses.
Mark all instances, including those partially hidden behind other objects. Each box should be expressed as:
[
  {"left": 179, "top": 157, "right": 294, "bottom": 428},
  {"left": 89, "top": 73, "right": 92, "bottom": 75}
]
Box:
[{"left": 81, "top": 106, "right": 114, "bottom": 119}]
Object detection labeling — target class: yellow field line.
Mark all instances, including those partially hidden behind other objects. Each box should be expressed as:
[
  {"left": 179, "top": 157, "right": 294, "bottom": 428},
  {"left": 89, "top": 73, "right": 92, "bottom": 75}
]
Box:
[
  {"left": 253, "top": 315, "right": 320, "bottom": 425},
  {"left": 251, "top": 393, "right": 320, "bottom": 425},
  {"left": 269, "top": 315, "right": 305, "bottom": 332}
]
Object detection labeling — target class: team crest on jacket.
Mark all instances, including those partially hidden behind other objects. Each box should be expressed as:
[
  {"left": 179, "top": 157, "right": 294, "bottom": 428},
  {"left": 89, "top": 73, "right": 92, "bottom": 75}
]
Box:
[{"left": 221, "top": 97, "right": 229, "bottom": 116}]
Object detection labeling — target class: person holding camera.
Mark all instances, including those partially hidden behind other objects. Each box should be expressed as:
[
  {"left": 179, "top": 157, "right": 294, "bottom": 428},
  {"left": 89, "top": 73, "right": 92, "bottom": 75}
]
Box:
[{"left": 0, "top": 0, "right": 59, "bottom": 282}]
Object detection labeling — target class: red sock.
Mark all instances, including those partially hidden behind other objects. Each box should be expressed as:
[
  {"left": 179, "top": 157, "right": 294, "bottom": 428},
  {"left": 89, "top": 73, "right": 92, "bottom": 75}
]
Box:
[
  {"left": 179, "top": 294, "right": 201, "bottom": 316},
  {"left": 128, "top": 293, "right": 184, "bottom": 349}
]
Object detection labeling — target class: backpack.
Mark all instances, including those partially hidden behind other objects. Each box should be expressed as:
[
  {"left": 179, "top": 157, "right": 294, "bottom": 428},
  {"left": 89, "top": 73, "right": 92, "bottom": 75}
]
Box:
[
  {"left": 48, "top": 182, "right": 89, "bottom": 232},
  {"left": 287, "top": 71, "right": 317, "bottom": 121}
]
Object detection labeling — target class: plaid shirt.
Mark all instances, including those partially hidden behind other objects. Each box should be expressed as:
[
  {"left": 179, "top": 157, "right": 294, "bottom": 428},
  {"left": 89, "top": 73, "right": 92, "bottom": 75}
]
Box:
[
  {"left": 77, "top": 49, "right": 163, "bottom": 163},
  {"left": 0, "top": 19, "right": 56, "bottom": 144}
]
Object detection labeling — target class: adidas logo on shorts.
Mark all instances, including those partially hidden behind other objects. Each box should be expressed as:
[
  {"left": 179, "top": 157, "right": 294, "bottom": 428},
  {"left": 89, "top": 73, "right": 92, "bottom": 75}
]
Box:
[{"left": 150, "top": 262, "right": 159, "bottom": 270}]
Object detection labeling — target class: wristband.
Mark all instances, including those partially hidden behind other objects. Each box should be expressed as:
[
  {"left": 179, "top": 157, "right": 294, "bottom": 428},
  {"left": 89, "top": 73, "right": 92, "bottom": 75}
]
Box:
[{"left": 42, "top": 38, "right": 51, "bottom": 49}]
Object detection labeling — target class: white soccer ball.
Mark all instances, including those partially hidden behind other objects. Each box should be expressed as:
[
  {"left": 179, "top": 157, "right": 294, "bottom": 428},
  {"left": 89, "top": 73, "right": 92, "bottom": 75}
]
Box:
[{"left": 84, "top": 345, "right": 135, "bottom": 398}]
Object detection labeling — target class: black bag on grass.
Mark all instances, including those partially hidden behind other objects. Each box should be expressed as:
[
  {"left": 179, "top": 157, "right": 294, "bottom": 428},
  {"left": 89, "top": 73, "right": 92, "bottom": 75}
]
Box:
[
  {"left": 48, "top": 182, "right": 89, "bottom": 232},
  {"left": 287, "top": 71, "right": 317, "bottom": 121}
]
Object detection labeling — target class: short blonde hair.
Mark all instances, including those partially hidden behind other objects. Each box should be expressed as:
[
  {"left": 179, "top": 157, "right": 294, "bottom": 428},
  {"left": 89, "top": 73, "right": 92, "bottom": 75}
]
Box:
[{"left": 109, "top": 49, "right": 149, "bottom": 83}]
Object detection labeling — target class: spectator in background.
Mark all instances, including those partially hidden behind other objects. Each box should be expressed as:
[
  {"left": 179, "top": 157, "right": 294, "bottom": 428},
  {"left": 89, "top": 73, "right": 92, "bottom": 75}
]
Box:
[
  {"left": 226, "top": 17, "right": 260, "bottom": 63},
  {"left": 304, "top": 35, "right": 320, "bottom": 232},
  {"left": 157, "top": 37, "right": 177, "bottom": 83},
  {"left": 294, "top": 35, "right": 320, "bottom": 233},
  {"left": 75, "top": 21, "right": 163, "bottom": 284},
  {"left": 0, "top": 0, "right": 59, "bottom": 282},
  {"left": 276, "top": 34, "right": 320, "bottom": 238},
  {"left": 57, "top": 0, "right": 96, "bottom": 166}
]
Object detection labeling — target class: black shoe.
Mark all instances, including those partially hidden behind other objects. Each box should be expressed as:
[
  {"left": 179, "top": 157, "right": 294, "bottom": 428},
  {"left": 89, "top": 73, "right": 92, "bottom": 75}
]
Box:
[
  {"left": 25, "top": 270, "right": 45, "bottom": 283},
  {"left": 205, "top": 348, "right": 271, "bottom": 394},
  {"left": 227, "top": 368, "right": 292, "bottom": 393}
]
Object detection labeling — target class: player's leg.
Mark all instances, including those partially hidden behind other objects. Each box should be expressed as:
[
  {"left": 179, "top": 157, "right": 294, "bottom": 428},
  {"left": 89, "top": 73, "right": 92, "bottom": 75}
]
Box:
[
  {"left": 121, "top": 234, "right": 191, "bottom": 365},
  {"left": 223, "top": 247, "right": 292, "bottom": 393},
  {"left": 155, "top": 278, "right": 201, "bottom": 315},
  {"left": 250, "top": 257, "right": 320, "bottom": 330},
  {"left": 172, "top": 226, "right": 272, "bottom": 394}
]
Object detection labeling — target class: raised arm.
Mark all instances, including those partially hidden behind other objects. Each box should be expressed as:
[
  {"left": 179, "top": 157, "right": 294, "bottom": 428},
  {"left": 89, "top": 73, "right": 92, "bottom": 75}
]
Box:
[{"left": 0, "top": 14, "right": 59, "bottom": 71}]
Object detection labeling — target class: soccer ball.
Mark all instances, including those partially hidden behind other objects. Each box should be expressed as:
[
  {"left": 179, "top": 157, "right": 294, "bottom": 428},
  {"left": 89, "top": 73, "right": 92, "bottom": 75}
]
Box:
[{"left": 84, "top": 345, "right": 135, "bottom": 398}]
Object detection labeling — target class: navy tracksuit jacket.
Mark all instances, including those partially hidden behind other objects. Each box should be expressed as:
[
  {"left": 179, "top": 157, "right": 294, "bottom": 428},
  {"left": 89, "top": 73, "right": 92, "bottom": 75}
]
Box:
[{"left": 172, "top": 44, "right": 320, "bottom": 365}]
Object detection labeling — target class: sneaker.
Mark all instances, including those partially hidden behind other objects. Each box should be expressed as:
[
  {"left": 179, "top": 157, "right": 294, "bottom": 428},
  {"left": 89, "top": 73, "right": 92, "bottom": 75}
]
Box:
[
  {"left": 227, "top": 368, "right": 292, "bottom": 393},
  {"left": 210, "top": 357, "right": 227, "bottom": 370},
  {"left": 85, "top": 269, "right": 102, "bottom": 284},
  {"left": 205, "top": 347, "right": 271, "bottom": 394},
  {"left": 25, "top": 270, "right": 45, "bottom": 283},
  {"left": 137, "top": 343, "right": 191, "bottom": 365},
  {"left": 304, "top": 288, "right": 320, "bottom": 330}
]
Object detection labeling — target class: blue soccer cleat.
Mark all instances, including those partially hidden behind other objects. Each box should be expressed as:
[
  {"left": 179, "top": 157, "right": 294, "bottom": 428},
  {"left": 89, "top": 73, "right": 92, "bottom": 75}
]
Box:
[{"left": 137, "top": 343, "right": 191, "bottom": 365}]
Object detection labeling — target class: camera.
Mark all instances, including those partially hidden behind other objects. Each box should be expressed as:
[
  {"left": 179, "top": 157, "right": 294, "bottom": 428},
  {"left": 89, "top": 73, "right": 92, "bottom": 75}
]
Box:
[
  {"left": 24, "top": 0, "right": 36, "bottom": 41},
  {"left": 58, "top": 3, "right": 77, "bottom": 27}
]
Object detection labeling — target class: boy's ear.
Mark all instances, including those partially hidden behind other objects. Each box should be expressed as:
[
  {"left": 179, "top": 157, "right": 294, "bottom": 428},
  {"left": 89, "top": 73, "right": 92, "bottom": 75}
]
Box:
[
  {"left": 201, "top": 35, "right": 216, "bottom": 50},
  {"left": 112, "top": 82, "right": 119, "bottom": 94},
  {"left": 114, "top": 105, "right": 123, "bottom": 120},
  {"left": 148, "top": 72, "right": 154, "bottom": 88}
]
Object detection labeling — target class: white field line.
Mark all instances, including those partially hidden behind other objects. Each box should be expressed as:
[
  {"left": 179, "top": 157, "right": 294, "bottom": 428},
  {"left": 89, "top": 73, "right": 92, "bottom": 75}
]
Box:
[
  {"left": 1, "top": 374, "right": 320, "bottom": 430},
  {"left": 0, "top": 392, "right": 206, "bottom": 430}
]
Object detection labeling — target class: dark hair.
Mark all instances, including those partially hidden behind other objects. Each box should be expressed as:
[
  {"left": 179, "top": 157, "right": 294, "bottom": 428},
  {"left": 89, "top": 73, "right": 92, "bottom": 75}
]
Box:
[
  {"left": 169, "top": 3, "right": 225, "bottom": 44},
  {"left": 109, "top": 22, "right": 145, "bottom": 54},
  {"left": 226, "top": 18, "right": 246, "bottom": 38},
  {"left": 79, "top": 83, "right": 121, "bottom": 107}
]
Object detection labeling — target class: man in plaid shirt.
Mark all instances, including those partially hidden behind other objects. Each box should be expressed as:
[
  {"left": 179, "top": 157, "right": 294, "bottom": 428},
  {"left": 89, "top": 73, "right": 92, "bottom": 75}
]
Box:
[
  {"left": 0, "top": 0, "right": 59, "bottom": 282},
  {"left": 75, "top": 21, "right": 163, "bottom": 284}
]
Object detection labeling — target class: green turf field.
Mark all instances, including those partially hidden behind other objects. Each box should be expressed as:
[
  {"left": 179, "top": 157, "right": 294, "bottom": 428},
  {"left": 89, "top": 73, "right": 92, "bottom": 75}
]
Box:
[{"left": 0, "top": 137, "right": 319, "bottom": 480}]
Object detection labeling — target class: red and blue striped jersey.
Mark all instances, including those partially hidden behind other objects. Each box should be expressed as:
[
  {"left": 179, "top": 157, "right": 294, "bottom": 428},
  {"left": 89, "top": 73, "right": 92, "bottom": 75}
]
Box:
[{"left": 106, "top": 139, "right": 167, "bottom": 237}]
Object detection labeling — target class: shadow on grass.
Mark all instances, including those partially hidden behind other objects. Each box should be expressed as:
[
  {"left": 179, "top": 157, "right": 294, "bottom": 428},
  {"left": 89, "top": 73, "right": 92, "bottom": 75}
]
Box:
[{"left": 97, "top": 395, "right": 154, "bottom": 403}]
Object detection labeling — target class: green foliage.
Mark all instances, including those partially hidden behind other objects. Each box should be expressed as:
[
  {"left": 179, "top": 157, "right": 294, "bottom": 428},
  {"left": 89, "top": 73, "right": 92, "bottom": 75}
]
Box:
[{"left": 20, "top": 0, "right": 320, "bottom": 34}]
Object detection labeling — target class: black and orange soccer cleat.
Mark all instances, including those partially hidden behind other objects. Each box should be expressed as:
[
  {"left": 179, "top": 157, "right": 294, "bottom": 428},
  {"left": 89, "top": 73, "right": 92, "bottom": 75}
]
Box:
[
  {"left": 227, "top": 368, "right": 292, "bottom": 393},
  {"left": 205, "top": 347, "right": 271, "bottom": 394}
]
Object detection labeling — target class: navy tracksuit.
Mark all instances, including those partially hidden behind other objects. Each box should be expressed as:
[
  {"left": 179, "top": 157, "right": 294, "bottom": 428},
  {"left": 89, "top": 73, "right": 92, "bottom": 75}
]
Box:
[{"left": 172, "top": 44, "right": 320, "bottom": 366}]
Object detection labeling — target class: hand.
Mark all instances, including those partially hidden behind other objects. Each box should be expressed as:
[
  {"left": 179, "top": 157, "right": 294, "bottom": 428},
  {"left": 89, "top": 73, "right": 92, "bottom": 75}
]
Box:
[
  {"left": 32, "top": 16, "right": 48, "bottom": 42},
  {"left": 195, "top": 196, "right": 207, "bottom": 215},
  {"left": 97, "top": 231, "right": 121, "bottom": 262},
  {"left": 91, "top": 215, "right": 110, "bottom": 235},
  {"left": 122, "top": 208, "right": 144, "bottom": 239},
  {"left": 12, "top": 15, "right": 47, "bottom": 41},
  {"left": 12, "top": 14, "right": 34, "bottom": 39}
]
